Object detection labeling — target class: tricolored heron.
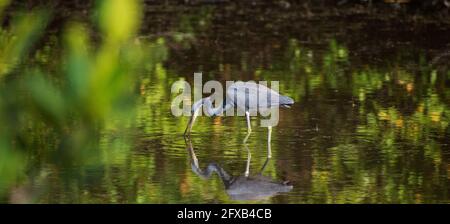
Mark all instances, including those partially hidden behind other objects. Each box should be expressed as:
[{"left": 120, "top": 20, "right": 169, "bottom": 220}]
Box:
[{"left": 184, "top": 81, "right": 294, "bottom": 152}]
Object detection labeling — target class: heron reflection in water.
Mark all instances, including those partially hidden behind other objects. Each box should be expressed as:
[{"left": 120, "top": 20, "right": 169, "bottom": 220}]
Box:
[{"left": 185, "top": 140, "right": 293, "bottom": 201}]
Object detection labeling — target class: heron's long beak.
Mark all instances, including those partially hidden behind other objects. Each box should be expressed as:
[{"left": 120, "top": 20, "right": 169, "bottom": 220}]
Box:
[
  {"left": 184, "top": 98, "right": 204, "bottom": 138},
  {"left": 184, "top": 116, "right": 193, "bottom": 137},
  {"left": 184, "top": 108, "right": 199, "bottom": 138}
]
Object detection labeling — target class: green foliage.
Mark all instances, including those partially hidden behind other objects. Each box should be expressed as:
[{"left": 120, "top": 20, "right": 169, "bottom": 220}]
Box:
[
  {"left": 0, "top": 0, "right": 162, "bottom": 199},
  {"left": 0, "top": 10, "right": 48, "bottom": 77}
]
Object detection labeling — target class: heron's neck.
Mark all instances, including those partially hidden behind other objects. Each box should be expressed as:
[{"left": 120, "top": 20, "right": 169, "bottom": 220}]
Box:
[{"left": 204, "top": 97, "right": 232, "bottom": 116}]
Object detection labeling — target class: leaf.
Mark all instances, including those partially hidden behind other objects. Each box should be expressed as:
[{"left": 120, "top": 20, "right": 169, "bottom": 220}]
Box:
[{"left": 27, "top": 71, "right": 66, "bottom": 124}]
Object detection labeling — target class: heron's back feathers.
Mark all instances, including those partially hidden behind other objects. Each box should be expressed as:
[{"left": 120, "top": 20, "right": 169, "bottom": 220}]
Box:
[{"left": 227, "top": 81, "right": 294, "bottom": 110}]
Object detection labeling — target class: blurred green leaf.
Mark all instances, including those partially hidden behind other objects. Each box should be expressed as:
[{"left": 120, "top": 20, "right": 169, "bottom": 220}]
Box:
[
  {"left": 27, "top": 71, "right": 66, "bottom": 124},
  {"left": 0, "top": 9, "right": 48, "bottom": 78}
]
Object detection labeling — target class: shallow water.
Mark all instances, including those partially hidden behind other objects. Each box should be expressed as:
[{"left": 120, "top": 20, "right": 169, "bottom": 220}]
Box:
[{"left": 2, "top": 4, "right": 450, "bottom": 203}]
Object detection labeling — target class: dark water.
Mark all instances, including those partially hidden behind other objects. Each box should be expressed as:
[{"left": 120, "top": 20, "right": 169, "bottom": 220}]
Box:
[{"left": 2, "top": 5, "right": 450, "bottom": 203}]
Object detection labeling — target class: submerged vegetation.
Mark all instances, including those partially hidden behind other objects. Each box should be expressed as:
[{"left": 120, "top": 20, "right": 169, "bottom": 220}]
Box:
[{"left": 0, "top": 0, "right": 449, "bottom": 203}]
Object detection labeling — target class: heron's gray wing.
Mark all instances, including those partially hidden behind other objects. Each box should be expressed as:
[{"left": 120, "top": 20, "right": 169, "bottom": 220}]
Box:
[{"left": 226, "top": 82, "right": 293, "bottom": 109}]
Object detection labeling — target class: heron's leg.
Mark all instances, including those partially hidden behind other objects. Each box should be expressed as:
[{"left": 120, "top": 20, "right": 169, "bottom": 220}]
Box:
[
  {"left": 243, "top": 131, "right": 251, "bottom": 144},
  {"left": 243, "top": 111, "right": 252, "bottom": 143},
  {"left": 245, "top": 111, "right": 252, "bottom": 132},
  {"left": 244, "top": 144, "right": 251, "bottom": 177},
  {"left": 267, "top": 126, "right": 272, "bottom": 158}
]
